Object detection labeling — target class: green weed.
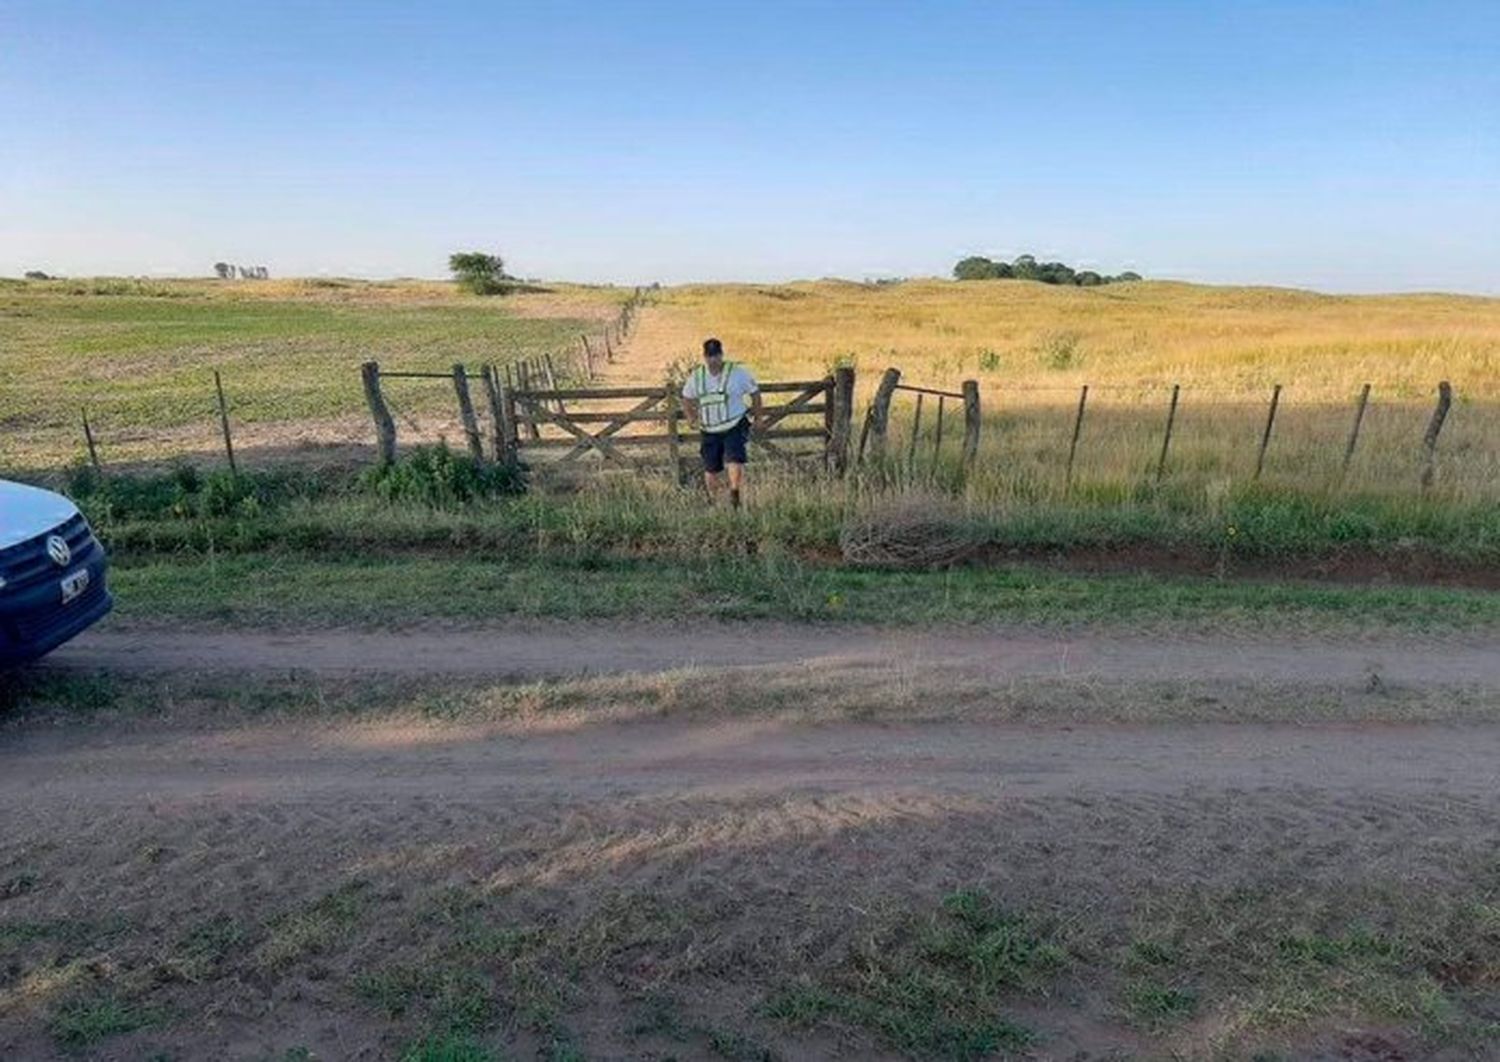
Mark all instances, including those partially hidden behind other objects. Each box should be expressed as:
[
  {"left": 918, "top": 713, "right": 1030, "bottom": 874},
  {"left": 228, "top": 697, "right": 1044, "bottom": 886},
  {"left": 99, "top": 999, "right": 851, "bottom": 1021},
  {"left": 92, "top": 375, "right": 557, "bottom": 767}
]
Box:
[{"left": 49, "top": 993, "right": 159, "bottom": 1048}]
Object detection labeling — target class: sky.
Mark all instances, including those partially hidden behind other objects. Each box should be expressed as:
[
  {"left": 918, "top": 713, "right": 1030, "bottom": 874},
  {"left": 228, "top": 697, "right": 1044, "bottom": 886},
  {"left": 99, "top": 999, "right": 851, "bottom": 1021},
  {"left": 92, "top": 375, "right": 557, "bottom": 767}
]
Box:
[{"left": 2, "top": 1, "right": 1497, "bottom": 292}]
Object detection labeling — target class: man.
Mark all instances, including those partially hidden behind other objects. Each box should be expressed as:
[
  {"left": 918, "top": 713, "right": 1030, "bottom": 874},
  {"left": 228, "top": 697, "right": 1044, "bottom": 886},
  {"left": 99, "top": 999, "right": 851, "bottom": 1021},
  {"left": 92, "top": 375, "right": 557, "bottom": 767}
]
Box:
[{"left": 681, "top": 337, "right": 762, "bottom": 508}]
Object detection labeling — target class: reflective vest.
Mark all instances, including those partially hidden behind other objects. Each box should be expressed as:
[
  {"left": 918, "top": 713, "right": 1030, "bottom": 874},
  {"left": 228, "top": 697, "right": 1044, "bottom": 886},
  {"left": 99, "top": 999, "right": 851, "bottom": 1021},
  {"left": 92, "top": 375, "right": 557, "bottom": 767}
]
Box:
[{"left": 694, "top": 362, "right": 740, "bottom": 432}]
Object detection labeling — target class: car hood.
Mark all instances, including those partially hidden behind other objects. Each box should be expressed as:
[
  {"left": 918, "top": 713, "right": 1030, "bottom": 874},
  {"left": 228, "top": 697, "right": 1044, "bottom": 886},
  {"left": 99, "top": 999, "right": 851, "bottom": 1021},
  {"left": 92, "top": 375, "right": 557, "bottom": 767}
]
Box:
[{"left": 0, "top": 480, "right": 80, "bottom": 551}]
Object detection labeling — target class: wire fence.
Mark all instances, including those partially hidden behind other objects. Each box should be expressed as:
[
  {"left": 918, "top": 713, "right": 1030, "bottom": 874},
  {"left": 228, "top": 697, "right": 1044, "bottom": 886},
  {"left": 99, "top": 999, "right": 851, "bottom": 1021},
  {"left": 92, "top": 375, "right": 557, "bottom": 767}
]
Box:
[{"left": 2, "top": 290, "right": 648, "bottom": 479}]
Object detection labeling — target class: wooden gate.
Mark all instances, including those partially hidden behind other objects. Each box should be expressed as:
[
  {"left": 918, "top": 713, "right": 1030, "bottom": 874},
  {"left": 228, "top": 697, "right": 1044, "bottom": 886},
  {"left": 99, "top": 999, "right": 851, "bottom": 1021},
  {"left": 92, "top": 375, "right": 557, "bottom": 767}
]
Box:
[{"left": 498, "top": 368, "right": 855, "bottom": 479}]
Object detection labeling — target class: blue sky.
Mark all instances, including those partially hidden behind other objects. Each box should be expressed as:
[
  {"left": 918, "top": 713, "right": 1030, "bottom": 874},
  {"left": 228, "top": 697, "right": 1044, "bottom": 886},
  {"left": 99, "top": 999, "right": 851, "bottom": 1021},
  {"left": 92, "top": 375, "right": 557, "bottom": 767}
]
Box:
[{"left": 3, "top": 1, "right": 1497, "bottom": 291}]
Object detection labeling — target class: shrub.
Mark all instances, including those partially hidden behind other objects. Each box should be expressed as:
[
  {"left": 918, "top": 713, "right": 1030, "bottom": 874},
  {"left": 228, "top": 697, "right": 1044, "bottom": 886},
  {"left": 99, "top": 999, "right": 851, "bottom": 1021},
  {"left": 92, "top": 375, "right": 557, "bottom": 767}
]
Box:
[{"left": 360, "top": 444, "right": 527, "bottom": 506}]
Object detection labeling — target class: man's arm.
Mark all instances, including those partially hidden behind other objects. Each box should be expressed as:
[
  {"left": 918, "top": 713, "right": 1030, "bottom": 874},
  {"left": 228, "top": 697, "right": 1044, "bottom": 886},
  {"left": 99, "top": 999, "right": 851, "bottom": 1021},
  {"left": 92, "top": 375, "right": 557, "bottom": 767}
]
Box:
[{"left": 683, "top": 397, "right": 700, "bottom": 427}]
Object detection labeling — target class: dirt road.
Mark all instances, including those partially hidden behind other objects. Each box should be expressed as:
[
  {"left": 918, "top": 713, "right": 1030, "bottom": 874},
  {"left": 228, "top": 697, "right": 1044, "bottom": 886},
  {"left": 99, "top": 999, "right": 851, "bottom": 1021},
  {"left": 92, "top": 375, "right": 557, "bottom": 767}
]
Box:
[{"left": 42, "top": 620, "right": 1500, "bottom": 686}]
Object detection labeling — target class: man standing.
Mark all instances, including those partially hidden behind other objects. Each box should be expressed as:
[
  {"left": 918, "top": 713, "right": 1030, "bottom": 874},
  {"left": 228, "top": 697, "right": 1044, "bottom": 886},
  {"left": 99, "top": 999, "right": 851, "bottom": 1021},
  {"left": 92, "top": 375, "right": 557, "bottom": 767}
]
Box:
[{"left": 681, "top": 337, "right": 761, "bottom": 508}]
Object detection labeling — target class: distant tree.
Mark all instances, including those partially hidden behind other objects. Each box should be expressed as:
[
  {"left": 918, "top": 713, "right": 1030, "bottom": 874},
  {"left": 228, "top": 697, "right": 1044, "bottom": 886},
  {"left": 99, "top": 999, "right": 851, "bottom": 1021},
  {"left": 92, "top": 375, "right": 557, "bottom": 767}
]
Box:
[
  {"left": 954, "top": 256, "right": 998, "bottom": 281},
  {"left": 448, "top": 251, "right": 509, "bottom": 295},
  {"left": 952, "top": 253, "right": 1142, "bottom": 286},
  {"left": 23, "top": 270, "right": 51, "bottom": 280},
  {"left": 213, "top": 262, "right": 231, "bottom": 279}
]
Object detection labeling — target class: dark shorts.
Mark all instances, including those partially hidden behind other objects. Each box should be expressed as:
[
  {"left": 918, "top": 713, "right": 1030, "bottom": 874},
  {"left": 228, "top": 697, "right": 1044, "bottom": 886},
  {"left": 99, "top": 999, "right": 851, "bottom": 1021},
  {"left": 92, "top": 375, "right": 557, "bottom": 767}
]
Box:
[{"left": 700, "top": 417, "right": 750, "bottom": 473}]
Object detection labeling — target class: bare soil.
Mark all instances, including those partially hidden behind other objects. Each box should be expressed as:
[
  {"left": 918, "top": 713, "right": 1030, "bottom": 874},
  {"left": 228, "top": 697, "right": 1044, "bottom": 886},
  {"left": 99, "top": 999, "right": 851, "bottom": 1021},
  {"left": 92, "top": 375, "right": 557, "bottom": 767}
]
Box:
[
  {"left": 9, "top": 621, "right": 1500, "bottom": 1059},
  {"left": 3, "top": 710, "right": 1499, "bottom": 1059},
  {"left": 45, "top": 619, "right": 1500, "bottom": 686}
]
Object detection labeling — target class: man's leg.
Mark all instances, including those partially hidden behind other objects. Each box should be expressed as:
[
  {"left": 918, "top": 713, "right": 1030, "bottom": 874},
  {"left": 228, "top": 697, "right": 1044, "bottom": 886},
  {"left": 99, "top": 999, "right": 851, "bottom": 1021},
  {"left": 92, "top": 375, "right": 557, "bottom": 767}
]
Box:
[
  {"left": 725, "top": 462, "right": 745, "bottom": 509},
  {"left": 703, "top": 470, "right": 724, "bottom": 501}
]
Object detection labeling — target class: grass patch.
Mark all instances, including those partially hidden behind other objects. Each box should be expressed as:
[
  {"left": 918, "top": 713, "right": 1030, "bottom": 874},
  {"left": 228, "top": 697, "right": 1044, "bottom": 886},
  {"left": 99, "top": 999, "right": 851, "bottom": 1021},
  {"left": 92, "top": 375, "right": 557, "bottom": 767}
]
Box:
[
  {"left": 107, "top": 549, "right": 1500, "bottom": 633},
  {"left": 398, "top": 1031, "right": 498, "bottom": 1062},
  {"left": 256, "top": 880, "right": 370, "bottom": 970},
  {"left": 766, "top": 889, "right": 1059, "bottom": 1059},
  {"left": 49, "top": 993, "right": 159, "bottom": 1048}
]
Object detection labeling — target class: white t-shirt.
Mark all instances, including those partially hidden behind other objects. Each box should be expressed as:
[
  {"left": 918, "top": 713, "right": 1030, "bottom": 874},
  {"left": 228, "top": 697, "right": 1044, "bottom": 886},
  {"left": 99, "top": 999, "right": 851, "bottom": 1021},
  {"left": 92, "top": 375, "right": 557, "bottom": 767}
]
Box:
[{"left": 682, "top": 362, "right": 759, "bottom": 433}]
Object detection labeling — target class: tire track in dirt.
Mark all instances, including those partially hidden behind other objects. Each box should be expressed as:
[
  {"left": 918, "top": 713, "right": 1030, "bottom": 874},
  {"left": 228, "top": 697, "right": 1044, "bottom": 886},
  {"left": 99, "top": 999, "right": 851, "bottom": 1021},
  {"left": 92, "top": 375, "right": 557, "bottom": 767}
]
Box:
[{"left": 40, "top": 620, "right": 1500, "bottom": 687}]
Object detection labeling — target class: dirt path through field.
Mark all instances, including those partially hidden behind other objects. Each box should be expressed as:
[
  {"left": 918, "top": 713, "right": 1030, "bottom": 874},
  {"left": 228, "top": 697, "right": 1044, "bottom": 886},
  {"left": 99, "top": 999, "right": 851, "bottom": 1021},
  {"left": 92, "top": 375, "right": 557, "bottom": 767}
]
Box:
[{"left": 43, "top": 620, "right": 1500, "bottom": 687}]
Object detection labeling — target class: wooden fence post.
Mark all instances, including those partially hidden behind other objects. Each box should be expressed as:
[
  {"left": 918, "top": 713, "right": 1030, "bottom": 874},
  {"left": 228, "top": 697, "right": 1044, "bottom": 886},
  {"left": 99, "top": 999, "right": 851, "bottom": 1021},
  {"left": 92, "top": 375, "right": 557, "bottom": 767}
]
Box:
[
  {"left": 830, "top": 366, "right": 855, "bottom": 477},
  {"left": 581, "top": 335, "right": 594, "bottom": 380},
  {"left": 451, "top": 363, "right": 485, "bottom": 461},
  {"left": 516, "top": 361, "right": 540, "bottom": 440},
  {"left": 1065, "top": 384, "right": 1089, "bottom": 490},
  {"left": 931, "top": 395, "right": 946, "bottom": 475},
  {"left": 498, "top": 372, "right": 520, "bottom": 457},
  {"left": 666, "top": 384, "right": 685, "bottom": 485},
  {"left": 907, "top": 392, "right": 924, "bottom": 471},
  {"left": 1421, "top": 380, "right": 1453, "bottom": 491},
  {"left": 361, "top": 360, "right": 397, "bottom": 465},
  {"left": 960, "top": 380, "right": 980, "bottom": 471},
  {"left": 481, "top": 365, "right": 508, "bottom": 462},
  {"left": 213, "top": 369, "right": 238, "bottom": 476},
  {"left": 860, "top": 367, "right": 902, "bottom": 461},
  {"left": 604, "top": 329, "right": 615, "bottom": 363},
  {"left": 81, "top": 407, "right": 103, "bottom": 475},
  {"left": 1254, "top": 383, "right": 1282, "bottom": 481},
  {"left": 1341, "top": 383, "right": 1371, "bottom": 480},
  {"left": 1155, "top": 383, "right": 1180, "bottom": 484}
]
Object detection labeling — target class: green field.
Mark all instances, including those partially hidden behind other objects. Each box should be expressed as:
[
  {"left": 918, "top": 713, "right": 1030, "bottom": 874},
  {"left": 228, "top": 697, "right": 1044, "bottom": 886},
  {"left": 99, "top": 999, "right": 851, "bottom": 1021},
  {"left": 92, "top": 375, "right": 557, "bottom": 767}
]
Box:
[{"left": 0, "top": 278, "right": 624, "bottom": 471}]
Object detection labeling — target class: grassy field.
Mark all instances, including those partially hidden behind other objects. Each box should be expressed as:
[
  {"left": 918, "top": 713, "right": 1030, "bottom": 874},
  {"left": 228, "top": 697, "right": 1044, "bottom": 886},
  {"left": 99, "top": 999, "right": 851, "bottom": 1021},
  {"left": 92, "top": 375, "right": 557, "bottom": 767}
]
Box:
[
  {"left": 0, "top": 277, "right": 625, "bottom": 471},
  {"left": 626, "top": 279, "right": 1500, "bottom": 505},
  {"left": 11, "top": 274, "right": 1500, "bottom": 590}
]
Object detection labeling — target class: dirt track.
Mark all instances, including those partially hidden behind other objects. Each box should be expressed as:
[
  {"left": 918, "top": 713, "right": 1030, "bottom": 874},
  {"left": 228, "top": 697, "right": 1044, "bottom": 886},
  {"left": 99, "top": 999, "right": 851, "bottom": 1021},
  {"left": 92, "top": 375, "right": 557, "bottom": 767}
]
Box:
[
  {"left": 12, "top": 620, "right": 1500, "bottom": 1059},
  {"left": 42, "top": 620, "right": 1500, "bottom": 686}
]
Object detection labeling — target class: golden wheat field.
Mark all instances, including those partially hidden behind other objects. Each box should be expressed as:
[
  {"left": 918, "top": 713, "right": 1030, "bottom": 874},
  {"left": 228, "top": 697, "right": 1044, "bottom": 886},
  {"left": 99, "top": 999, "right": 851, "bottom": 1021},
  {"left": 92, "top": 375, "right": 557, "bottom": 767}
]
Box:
[{"left": 621, "top": 279, "right": 1500, "bottom": 503}]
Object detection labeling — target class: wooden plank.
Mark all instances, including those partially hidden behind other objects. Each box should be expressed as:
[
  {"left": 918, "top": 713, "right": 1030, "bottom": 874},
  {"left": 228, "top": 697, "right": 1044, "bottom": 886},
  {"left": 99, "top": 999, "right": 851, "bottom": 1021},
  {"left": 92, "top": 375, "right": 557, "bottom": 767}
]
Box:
[
  {"left": 520, "top": 386, "right": 668, "bottom": 401},
  {"left": 522, "top": 427, "right": 828, "bottom": 448},
  {"left": 757, "top": 380, "right": 830, "bottom": 394},
  {"left": 520, "top": 399, "right": 650, "bottom": 470}
]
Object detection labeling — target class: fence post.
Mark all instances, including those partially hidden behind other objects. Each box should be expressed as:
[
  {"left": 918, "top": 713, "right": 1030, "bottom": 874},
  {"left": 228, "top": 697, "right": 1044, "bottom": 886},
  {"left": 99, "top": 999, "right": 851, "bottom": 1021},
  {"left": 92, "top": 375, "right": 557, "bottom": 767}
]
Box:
[
  {"left": 1341, "top": 383, "right": 1371, "bottom": 480},
  {"left": 907, "top": 392, "right": 925, "bottom": 472},
  {"left": 831, "top": 366, "right": 855, "bottom": 477},
  {"left": 1254, "top": 383, "right": 1282, "bottom": 481},
  {"left": 451, "top": 363, "right": 485, "bottom": 461},
  {"left": 480, "top": 364, "right": 508, "bottom": 462},
  {"left": 361, "top": 360, "right": 397, "bottom": 465},
  {"left": 860, "top": 367, "right": 902, "bottom": 461},
  {"left": 581, "top": 334, "right": 594, "bottom": 380},
  {"left": 1155, "top": 383, "right": 1180, "bottom": 484},
  {"left": 213, "top": 369, "right": 238, "bottom": 476},
  {"left": 498, "top": 371, "right": 520, "bottom": 456},
  {"left": 1421, "top": 380, "right": 1453, "bottom": 491},
  {"left": 604, "top": 329, "right": 615, "bottom": 363},
  {"left": 1065, "top": 384, "right": 1089, "bottom": 490},
  {"left": 667, "top": 384, "right": 685, "bottom": 485},
  {"left": 81, "top": 407, "right": 103, "bottom": 475},
  {"left": 516, "top": 361, "right": 540, "bottom": 440},
  {"left": 961, "top": 380, "right": 980, "bottom": 471}
]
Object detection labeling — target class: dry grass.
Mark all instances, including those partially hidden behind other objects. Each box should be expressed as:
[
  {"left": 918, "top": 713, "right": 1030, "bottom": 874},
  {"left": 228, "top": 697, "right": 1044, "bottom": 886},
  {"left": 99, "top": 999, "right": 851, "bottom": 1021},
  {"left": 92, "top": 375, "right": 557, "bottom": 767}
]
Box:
[{"left": 622, "top": 279, "right": 1500, "bottom": 504}]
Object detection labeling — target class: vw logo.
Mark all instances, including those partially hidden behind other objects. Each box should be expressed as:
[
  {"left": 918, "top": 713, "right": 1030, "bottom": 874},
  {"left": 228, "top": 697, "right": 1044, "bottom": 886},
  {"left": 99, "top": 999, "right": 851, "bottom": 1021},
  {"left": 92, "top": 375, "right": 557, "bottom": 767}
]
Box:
[{"left": 46, "top": 535, "right": 71, "bottom": 567}]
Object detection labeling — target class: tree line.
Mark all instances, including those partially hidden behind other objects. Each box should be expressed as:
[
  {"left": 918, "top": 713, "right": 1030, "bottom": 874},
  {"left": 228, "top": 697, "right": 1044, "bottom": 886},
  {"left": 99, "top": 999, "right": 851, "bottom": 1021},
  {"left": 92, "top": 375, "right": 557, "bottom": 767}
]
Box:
[{"left": 954, "top": 254, "right": 1141, "bottom": 286}]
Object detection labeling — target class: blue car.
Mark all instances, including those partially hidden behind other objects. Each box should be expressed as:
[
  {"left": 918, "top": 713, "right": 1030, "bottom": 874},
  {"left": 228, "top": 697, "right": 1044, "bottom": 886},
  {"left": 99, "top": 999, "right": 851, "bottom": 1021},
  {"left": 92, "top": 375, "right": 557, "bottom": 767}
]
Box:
[{"left": 0, "top": 479, "right": 113, "bottom": 666}]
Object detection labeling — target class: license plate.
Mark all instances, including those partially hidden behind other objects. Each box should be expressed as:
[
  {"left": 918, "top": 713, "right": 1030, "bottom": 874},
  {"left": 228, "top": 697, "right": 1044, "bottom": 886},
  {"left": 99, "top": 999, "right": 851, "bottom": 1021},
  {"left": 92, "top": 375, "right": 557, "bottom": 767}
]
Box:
[{"left": 61, "top": 568, "right": 90, "bottom": 604}]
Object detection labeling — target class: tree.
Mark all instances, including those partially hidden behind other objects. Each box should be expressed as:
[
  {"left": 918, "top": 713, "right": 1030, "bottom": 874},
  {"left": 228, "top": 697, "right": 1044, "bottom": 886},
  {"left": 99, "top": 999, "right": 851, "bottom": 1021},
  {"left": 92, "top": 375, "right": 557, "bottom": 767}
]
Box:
[
  {"left": 448, "top": 251, "right": 509, "bottom": 295},
  {"left": 953, "top": 256, "right": 997, "bottom": 281},
  {"left": 213, "top": 262, "right": 231, "bottom": 279},
  {"left": 1076, "top": 270, "right": 1104, "bottom": 286},
  {"left": 1115, "top": 271, "right": 1142, "bottom": 282},
  {"left": 23, "top": 270, "right": 51, "bottom": 280}
]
